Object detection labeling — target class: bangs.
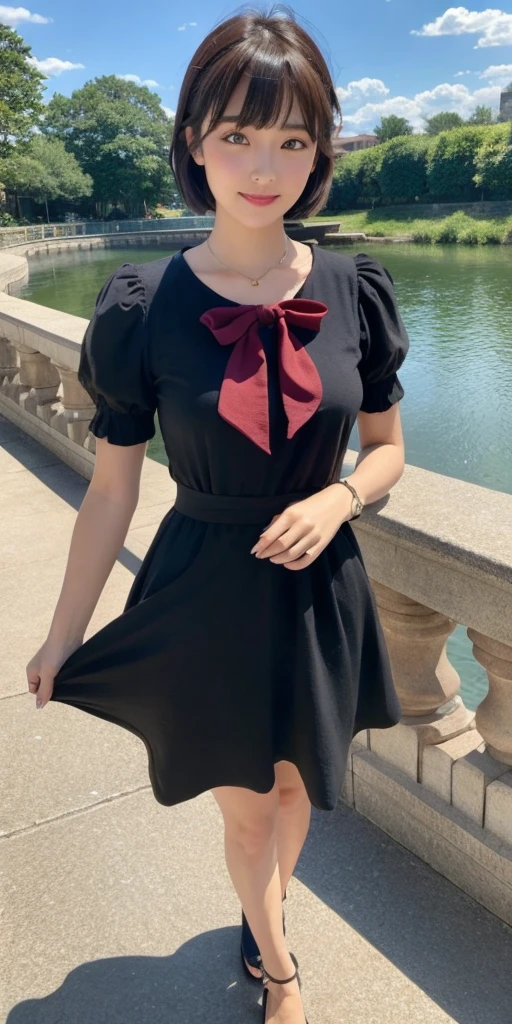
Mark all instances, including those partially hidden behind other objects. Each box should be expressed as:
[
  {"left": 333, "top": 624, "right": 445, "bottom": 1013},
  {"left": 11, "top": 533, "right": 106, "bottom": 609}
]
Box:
[{"left": 202, "top": 49, "right": 325, "bottom": 143}]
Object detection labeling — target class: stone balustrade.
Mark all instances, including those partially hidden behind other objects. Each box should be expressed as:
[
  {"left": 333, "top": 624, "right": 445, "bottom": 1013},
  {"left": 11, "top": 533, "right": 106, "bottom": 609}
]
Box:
[{"left": 1, "top": 244, "right": 511, "bottom": 925}]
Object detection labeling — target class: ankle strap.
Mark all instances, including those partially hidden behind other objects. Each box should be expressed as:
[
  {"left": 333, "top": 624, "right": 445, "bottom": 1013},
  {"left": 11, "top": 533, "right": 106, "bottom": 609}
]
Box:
[{"left": 257, "top": 959, "right": 297, "bottom": 987}]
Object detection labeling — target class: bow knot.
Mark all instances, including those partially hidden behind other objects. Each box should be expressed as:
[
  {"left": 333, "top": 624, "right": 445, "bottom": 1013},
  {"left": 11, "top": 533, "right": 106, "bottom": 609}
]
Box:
[
  {"left": 258, "top": 304, "right": 286, "bottom": 326},
  {"left": 199, "top": 298, "right": 328, "bottom": 454}
]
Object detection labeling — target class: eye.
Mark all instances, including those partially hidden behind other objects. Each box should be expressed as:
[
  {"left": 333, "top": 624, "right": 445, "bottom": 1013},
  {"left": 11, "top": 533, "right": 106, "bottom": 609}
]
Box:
[
  {"left": 223, "top": 132, "right": 249, "bottom": 145},
  {"left": 283, "top": 139, "right": 307, "bottom": 150}
]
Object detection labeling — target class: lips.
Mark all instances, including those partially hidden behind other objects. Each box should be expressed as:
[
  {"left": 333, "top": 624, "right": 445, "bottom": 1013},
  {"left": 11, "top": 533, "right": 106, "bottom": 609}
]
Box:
[{"left": 239, "top": 193, "right": 280, "bottom": 206}]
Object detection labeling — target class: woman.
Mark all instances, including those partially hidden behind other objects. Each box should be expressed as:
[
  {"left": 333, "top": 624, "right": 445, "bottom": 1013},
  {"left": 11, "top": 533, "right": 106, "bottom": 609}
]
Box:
[{"left": 26, "top": 6, "right": 410, "bottom": 1023}]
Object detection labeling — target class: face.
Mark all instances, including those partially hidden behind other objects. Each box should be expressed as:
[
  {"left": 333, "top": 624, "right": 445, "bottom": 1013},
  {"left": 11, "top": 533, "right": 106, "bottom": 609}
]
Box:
[{"left": 185, "top": 77, "right": 318, "bottom": 223}]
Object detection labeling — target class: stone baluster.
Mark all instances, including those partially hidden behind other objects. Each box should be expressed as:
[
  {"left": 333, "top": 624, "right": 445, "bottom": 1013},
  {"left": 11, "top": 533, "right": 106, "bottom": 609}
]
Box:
[
  {"left": 0, "top": 336, "right": 19, "bottom": 391},
  {"left": 50, "top": 362, "right": 96, "bottom": 449},
  {"left": 1, "top": 338, "right": 96, "bottom": 451},
  {"left": 9, "top": 341, "right": 61, "bottom": 416},
  {"left": 370, "top": 577, "right": 473, "bottom": 745},
  {"left": 468, "top": 630, "right": 512, "bottom": 765}
]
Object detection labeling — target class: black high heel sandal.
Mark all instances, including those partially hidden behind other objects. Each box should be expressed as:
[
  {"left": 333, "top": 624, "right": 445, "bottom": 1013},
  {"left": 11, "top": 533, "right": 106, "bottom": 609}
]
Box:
[
  {"left": 240, "top": 891, "right": 299, "bottom": 983},
  {"left": 258, "top": 959, "right": 308, "bottom": 1024}
]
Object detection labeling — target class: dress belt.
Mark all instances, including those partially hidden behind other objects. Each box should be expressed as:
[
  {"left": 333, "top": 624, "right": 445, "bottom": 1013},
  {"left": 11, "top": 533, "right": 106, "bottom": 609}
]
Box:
[{"left": 173, "top": 483, "right": 319, "bottom": 525}]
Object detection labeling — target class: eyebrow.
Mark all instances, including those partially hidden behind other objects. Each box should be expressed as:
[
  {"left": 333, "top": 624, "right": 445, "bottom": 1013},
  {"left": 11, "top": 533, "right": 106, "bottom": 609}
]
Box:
[{"left": 217, "top": 115, "right": 308, "bottom": 130}]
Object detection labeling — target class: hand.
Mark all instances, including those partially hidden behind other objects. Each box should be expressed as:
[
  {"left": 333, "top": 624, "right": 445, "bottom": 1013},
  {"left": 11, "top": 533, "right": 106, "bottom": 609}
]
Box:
[
  {"left": 250, "top": 483, "right": 353, "bottom": 570},
  {"left": 26, "top": 635, "right": 83, "bottom": 709}
]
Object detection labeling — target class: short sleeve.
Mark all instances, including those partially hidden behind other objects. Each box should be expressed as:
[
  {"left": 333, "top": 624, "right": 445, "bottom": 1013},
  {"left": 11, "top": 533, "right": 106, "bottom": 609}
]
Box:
[
  {"left": 354, "top": 252, "right": 410, "bottom": 414},
  {"left": 78, "top": 263, "right": 157, "bottom": 445}
]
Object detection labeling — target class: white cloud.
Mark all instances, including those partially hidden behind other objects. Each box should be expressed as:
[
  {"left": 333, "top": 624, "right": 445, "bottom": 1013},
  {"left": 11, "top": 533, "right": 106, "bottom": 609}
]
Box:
[
  {"left": 0, "top": 4, "right": 52, "bottom": 24},
  {"left": 336, "top": 78, "right": 390, "bottom": 104},
  {"left": 28, "top": 56, "right": 84, "bottom": 75},
  {"left": 117, "top": 74, "right": 160, "bottom": 87},
  {"left": 162, "top": 106, "right": 175, "bottom": 118},
  {"left": 454, "top": 69, "right": 473, "bottom": 76},
  {"left": 342, "top": 95, "right": 422, "bottom": 131},
  {"left": 411, "top": 7, "right": 512, "bottom": 49},
  {"left": 177, "top": 23, "right": 186, "bottom": 30},
  {"left": 340, "top": 76, "right": 503, "bottom": 132},
  {"left": 479, "top": 62, "right": 512, "bottom": 82}
]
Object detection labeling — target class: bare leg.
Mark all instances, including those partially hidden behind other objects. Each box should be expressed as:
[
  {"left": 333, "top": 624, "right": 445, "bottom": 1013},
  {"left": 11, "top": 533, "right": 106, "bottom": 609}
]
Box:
[
  {"left": 242, "top": 761, "right": 312, "bottom": 980},
  {"left": 211, "top": 779, "right": 307, "bottom": 1024},
  {"left": 275, "top": 760, "right": 312, "bottom": 894}
]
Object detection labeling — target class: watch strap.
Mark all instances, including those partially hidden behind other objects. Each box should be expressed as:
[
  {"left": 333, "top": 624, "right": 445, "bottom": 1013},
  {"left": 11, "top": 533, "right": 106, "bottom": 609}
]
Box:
[{"left": 339, "top": 478, "right": 364, "bottom": 519}]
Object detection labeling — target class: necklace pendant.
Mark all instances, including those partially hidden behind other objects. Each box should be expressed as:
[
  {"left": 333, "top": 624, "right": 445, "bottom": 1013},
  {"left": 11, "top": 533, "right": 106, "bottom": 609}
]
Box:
[{"left": 251, "top": 280, "right": 259, "bottom": 287}]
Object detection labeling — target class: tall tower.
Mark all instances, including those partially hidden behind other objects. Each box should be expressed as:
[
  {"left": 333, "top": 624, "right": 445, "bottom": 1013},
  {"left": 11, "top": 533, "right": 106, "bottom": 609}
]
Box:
[{"left": 499, "top": 85, "right": 512, "bottom": 122}]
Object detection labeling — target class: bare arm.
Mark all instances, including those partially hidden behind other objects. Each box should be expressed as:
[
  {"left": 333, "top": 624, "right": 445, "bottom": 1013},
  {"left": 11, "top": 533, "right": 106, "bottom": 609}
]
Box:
[
  {"left": 27, "top": 438, "right": 148, "bottom": 707},
  {"left": 48, "top": 437, "right": 148, "bottom": 644},
  {"left": 343, "top": 402, "right": 406, "bottom": 506}
]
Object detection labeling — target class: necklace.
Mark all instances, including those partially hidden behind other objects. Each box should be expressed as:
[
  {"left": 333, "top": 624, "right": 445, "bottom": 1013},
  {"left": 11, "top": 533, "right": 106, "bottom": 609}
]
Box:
[{"left": 206, "top": 234, "right": 289, "bottom": 287}]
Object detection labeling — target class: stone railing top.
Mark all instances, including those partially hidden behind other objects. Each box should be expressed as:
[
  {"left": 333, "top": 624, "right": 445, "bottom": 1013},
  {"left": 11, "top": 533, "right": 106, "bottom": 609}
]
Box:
[
  {"left": 358, "top": 457, "right": 512, "bottom": 585},
  {"left": 0, "top": 288, "right": 86, "bottom": 360},
  {"left": 342, "top": 450, "right": 512, "bottom": 645}
]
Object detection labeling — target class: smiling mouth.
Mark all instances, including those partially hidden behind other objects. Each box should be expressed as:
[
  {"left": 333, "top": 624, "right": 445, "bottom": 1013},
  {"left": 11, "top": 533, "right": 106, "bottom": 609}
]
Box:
[{"left": 239, "top": 193, "right": 280, "bottom": 203}]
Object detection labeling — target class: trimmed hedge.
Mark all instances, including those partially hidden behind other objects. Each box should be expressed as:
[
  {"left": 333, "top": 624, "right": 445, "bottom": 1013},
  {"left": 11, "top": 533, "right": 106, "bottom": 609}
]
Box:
[{"left": 327, "top": 123, "right": 512, "bottom": 210}]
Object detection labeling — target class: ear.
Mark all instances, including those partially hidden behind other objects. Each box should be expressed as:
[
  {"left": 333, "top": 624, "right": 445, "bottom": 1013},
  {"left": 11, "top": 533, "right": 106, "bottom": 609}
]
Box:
[{"left": 185, "top": 125, "right": 205, "bottom": 165}]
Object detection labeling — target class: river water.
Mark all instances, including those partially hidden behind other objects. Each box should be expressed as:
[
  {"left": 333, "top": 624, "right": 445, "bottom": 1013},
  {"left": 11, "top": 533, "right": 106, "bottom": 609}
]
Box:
[{"left": 11, "top": 243, "right": 512, "bottom": 711}]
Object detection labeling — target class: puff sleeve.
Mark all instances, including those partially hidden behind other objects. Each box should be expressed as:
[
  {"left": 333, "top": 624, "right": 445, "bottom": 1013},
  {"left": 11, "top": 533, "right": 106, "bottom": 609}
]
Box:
[
  {"left": 355, "top": 252, "right": 410, "bottom": 414},
  {"left": 78, "top": 263, "right": 157, "bottom": 445}
]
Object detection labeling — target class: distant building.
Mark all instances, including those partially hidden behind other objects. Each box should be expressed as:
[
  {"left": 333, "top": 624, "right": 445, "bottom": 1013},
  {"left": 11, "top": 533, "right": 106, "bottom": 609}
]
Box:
[
  {"left": 499, "top": 88, "right": 512, "bottom": 122},
  {"left": 332, "top": 133, "right": 379, "bottom": 158}
]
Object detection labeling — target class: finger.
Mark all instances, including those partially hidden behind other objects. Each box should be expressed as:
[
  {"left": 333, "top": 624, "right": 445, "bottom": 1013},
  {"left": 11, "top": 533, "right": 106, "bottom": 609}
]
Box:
[
  {"left": 283, "top": 554, "right": 312, "bottom": 570},
  {"left": 268, "top": 531, "right": 318, "bottom": 563},
  {"left": 250, "top": 514, "right": 281, "bottom": 554},
  {"left": 256, "top": 522, "right": 311, "bottom": 560},
  {"left": 35, "top": 672, "right": 54, "bottom": 709},
  {"left": 283, "top": 547, "right": 319, "bottom": 570},
  {"left": 251, "top": 508, "right": 308, "bottom": 557},
  {"left": 27, "top": 667, "right": 40, "bottom": 693},
  {"left": 283, "top": 537, "right": 326, "bottom": 570}
]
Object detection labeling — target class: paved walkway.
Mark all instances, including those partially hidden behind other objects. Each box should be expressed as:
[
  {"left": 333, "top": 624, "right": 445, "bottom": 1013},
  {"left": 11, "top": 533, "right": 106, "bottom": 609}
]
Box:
[{"left": 2, "top": 412, "right": 512, "bottom": 1024}]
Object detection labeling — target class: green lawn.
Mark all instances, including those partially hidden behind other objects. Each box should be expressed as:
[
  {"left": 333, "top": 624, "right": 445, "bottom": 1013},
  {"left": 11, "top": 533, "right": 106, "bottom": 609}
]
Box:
[{"left": 306, "top": 207, "right": 512, "bottom": 244}]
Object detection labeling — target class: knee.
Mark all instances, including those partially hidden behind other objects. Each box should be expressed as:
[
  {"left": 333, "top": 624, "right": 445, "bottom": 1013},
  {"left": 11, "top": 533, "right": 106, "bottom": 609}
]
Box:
[
  {"left": 226, "top": 810, "right": 278, "bottom": 860},
  {"left": 278, "top": 783, "right": 310, "bottom": 814}
]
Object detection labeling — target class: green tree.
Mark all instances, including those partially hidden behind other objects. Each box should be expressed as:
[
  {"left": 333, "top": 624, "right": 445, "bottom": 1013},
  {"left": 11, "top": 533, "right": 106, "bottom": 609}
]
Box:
[
  {"left": 474, "top": 123, "right": 512, "bottom": 197},
  {"left": 374, "top": 115, "right": 414, "bottom": 143},
  {"left": 0, "top": 23, "right": 46, "bottom": 157},
  {"left": 467, "top": 105, "right": 495, "bottom": 125},
  {"left": 0, "top": 135, "right": 93, "bottom": 219},
  {"left": 426, "top": 125, "right": 489, "bottom": 201},
  {"left": 378, "top": 135, "right": 430, "bottom": 204},
  {"left": 327, "top": 155, "right": 360, "bottom": 211},
  {"left": 40, "top": 75, "right": 175, "bottom": 217},
  {"left": 424, "top": 112, "right": 464, "bottom": 135}
]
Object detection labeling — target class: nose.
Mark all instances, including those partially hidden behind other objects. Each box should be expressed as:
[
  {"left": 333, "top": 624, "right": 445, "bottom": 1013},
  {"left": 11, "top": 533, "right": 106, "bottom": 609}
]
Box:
[{"left": 250, "top": 156, "right": 277, "bottom": 185}]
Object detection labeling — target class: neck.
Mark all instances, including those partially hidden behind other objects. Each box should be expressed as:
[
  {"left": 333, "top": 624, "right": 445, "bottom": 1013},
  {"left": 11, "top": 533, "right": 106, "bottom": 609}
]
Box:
[{"left": 207, "top": 205, "right": 288, "bottom": 275}]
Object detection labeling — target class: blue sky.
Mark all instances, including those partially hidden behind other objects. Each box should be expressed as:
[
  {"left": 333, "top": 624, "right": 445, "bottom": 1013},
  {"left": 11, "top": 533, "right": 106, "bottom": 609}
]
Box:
[{"left": 3, "top": 2, "right": 512, "bottom": 133}]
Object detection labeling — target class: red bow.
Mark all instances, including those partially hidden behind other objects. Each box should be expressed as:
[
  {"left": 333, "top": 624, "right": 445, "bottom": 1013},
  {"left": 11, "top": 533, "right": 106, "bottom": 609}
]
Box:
[{"left": 199, "top": 299, "right": 328, "bottom": 454}]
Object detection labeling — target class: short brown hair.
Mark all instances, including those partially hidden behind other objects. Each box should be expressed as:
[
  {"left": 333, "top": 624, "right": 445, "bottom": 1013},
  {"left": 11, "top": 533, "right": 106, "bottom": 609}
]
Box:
[{"left": 169, "top": 4, "right": 342, "bottom": 219}]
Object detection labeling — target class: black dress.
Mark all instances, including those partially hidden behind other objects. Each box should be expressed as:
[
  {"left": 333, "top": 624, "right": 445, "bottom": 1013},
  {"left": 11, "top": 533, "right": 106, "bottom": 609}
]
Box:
[{"left": 51, "top": 243, "right": 410, "bottom": 811}]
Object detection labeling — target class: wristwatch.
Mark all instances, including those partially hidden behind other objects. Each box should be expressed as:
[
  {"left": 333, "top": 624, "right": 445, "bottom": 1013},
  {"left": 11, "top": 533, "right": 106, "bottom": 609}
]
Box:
[{"left": 338, "top": 478, "right": 364, "bottom": 520}]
